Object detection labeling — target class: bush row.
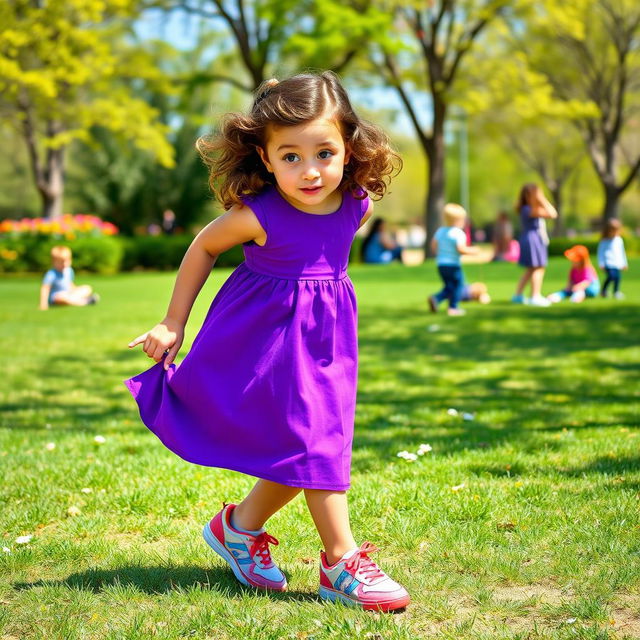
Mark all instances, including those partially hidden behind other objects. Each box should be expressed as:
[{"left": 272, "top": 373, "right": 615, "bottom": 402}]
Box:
[
  {"left": 547, "top": 234, "right": 639, "bottom": 257},
  {"left": 0, "top": 234, "right": 247, "bottom": 274},
  {"left": 1, "top": 231, "right": 636, "bottom": 274}
]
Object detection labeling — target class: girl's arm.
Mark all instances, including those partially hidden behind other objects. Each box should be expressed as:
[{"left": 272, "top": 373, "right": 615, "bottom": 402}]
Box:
[
  {"left": 39, "top": 284, "right": 50, "bottom": 310},
  {"left": 530, "top": 190, "right": 558, "bottom": 219},
  {"left": 129, "top": 205, "right": 265, "bottom": 368}
]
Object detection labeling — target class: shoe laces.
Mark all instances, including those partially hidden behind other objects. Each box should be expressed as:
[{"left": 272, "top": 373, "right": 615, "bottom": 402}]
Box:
[
  {"left": 249, "top": 532, "right": 279, "bottom": 567},
  {"left": 344, "top": 542, "right": 385, "bottom": 581}
]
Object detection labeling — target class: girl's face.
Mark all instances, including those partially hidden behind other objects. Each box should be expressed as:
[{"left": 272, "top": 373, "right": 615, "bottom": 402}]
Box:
[{"left": 258, "top": 116, "right": 350, "bottom": 214}]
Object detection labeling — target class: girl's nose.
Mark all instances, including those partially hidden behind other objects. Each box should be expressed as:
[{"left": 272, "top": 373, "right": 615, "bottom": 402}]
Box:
[{"left": 303, "top": 165, "right": 320, "bottom": 180}]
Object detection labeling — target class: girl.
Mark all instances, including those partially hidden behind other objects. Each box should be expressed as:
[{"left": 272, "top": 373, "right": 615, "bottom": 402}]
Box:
[
  {"left": 427, "top": 203, "right": 479, "bottom": 316},
  {"left": 547, "top": 244, "right": 600, "bottom": 303},
  {"left": 125, "top": 72, "right": 409, "bottom": 611},
  {"left": 598, "top": 218, "right": 628, "bottom": 299},
  {"left": 512, "top": 183, "right": 558, "bottom": 306}
]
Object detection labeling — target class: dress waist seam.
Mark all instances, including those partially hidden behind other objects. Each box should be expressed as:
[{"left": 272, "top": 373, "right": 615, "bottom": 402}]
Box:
[{"left": 241, "top": 262, "right": 349, "bottom": 282}]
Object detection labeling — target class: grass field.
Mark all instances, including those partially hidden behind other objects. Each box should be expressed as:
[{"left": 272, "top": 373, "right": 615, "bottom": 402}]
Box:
[{"left": 1, "top": 258, "right": 639, "bottom": 639}]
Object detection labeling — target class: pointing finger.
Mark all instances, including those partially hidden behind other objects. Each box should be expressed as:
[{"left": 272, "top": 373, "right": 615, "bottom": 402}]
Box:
[{"left": 128, "top": 333, "right": 148, "bottom": 348}]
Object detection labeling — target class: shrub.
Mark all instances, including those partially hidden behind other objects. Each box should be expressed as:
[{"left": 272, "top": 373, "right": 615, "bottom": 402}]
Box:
[{"left": 548, "top": 233, "right": 639, "bottom": 258}]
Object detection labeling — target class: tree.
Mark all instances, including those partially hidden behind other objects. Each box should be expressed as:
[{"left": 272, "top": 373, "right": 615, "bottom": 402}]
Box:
[
  {"left": 156, "top": 0, "right": 380, "bottom": 92},
  {"left": 0, "top": 0, "right": 174, "bottom": 218},
  {"left": 371, "top": 0, "right": 511, "bottom": 253},
  {"left": 521, "top": 0, "right": 640, "bottom": 221}
]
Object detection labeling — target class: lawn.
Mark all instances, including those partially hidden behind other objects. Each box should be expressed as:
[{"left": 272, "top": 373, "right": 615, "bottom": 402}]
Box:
[{"left": 1, "top": 258, "right": 639, "bottom": 640}]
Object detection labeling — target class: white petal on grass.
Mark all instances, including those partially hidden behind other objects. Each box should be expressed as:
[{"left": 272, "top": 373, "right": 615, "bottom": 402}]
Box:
[
  {"left": 2, "top": 547, "right": 10, "bottom": 553},
  {"left": 418, "top": 444, "right": 433, "bottom": 455},
  {"left": 93, "top": 435, "right": 106, "bottom": 444},
  {"left": 45, "top": 442, "right": 56, "bottom": 451},
  {"left": 566, "top": 618, "right": 577, "bottom": 624},
  {"left": 451, "top": 483, "right": 466, "bottom": 492},
  {"left": 462, "top": 412, "right": 475, "bottom": 421},
  {"left": 15, "top": 535, "right": 33, "bottom": 545},
  {"left": 447, "top": 408, "right": 459, "bottom": 416},
  {"left": 404, "top": 453, "right": 418, "bottom": 462},
  {"left": 67, "top": 506, "right": 81, "bottom": 516},
  {"left": 397, "top": 450, "right": 410, "bottom": 458},
  {"left": 81, "top": 488, "right": 93, "bottom": 494}
]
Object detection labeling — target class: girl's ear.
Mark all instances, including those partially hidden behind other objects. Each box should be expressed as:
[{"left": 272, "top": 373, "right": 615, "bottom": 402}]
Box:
[
  {"left": 344, "top": 144, "right": 352, "bottom": 165},
  {"left": 256, "top": 146, "right": 273, "bottom": 173}
]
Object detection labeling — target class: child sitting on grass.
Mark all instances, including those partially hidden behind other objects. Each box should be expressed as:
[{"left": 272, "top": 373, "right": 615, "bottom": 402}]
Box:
[
  {"left": 547, "top": 245, "right": 600, "bottom": 304},
  {"left": 39, "top": 246, "right": 99, "bottom": 310},
  {"left": 428, "top": 203, "right": 479, "bottom": 316}
]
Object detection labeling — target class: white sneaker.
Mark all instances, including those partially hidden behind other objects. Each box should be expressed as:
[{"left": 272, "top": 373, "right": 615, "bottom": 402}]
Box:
[
  {"left": 547, "top": 293, "right": 562, "bottom": 304},
  {"left": 529, "top": 295, "right": 551, "bottom": 307},
  {"left": 614, "top": 291, "right": 625, "bottom": 300},
  {"left": 570, "top": 290, "right": 585, "bottom": 303}
]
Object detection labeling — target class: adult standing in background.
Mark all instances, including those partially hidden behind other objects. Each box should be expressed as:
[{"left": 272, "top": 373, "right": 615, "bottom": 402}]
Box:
[{"left": 512, "top": 183, "right": 558, "bottom": 306}]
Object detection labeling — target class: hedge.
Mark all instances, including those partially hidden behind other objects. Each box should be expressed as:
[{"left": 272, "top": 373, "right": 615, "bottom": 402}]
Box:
[
  {"left": 548, "top": 234, "right": 639, "bottom": 257},
  {"left": 0, "top": 235, "right": 123, "bottom": 274}
]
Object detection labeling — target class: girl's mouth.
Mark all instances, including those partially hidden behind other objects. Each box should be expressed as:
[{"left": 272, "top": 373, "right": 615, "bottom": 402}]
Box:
[{"left": 300, "top": 186, "right": 322, "bottom": 194}]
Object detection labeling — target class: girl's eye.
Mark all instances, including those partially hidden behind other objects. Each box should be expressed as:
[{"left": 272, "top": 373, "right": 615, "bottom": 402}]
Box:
[
  {"left": 283, "top": 154, "right": 299, "bottom": 163},
  {"left": 318, "top": 150, "right": 334, "bottom": 159}
]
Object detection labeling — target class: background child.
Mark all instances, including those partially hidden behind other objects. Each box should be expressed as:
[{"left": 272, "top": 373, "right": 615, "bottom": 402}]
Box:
[
  {"left": 512, "top": 183, "right": 558, "bottom": 306},
  {"left": 598, "top": 219, "right": 628, "bottom": 299},
  {"left": 361, "top": 217, "right": 404, "bottom": 263},
  {"left": 547, "top": 244, "right": 600, "bottom": 303},
  {"left": 125, "top": 72, "right": 409, "bottom": 611},
  {"left": 39, "top": 246, "right": 99, "bottom": 310},
  {"left": 461, "top": 282, "right": 491, "bottom": 304},
  {"left": 428, "top": 203, "right": 479, "bottom": 316}
]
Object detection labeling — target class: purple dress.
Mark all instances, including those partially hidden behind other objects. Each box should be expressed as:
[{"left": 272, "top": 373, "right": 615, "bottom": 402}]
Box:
[
  {"left": 518, "top": 205, "right": 547, "bottom": 268},
  {"left": 125, "top": 186, "right": 368, "bottom": 491}
]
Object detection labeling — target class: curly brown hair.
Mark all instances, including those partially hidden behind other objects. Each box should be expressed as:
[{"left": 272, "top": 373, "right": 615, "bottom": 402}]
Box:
[{"left": 196, "top": 71, "right": 402, "bottom": 209}]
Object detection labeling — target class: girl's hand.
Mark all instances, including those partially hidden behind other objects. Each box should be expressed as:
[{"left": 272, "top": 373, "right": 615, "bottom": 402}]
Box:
[{"left": 128, "top": 318, "right": 185, "bottom": 370}]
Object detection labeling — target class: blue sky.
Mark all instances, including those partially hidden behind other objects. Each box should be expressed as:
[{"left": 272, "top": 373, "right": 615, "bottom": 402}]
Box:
[{"left": 133, "top": 8, "right": 430, "bottom": 136}]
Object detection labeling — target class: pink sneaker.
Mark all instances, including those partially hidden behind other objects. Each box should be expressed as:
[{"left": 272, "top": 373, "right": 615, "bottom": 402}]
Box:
[
  {"left": 202, "top": 503, "right": 286, "bottom": 591},
  {"left": 319, "top": 542, "right": 410, "bottom": 611}
]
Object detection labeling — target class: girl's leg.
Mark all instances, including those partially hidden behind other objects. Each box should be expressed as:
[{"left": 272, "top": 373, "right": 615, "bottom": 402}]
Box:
[
  {"left": 611, "top": 268, "right": 621, "bottom": 294},
  {"left": 304, "top": 489, "right": 357, "bottom": 565},
  {"left": 515, "top": 268, "right": 533, "bottom": 295},
  {"left": 233, "top": 479, "right": 302, "bottom": 531},
  {"left": 602, "top": 270, "right": 612, "bottom": 296},
  {"left": 530, "top": 267, "right": 545, "bottom": 298}
]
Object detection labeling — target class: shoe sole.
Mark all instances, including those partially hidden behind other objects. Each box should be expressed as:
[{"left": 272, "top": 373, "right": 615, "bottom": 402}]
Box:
[
  {"left": 202, "top": 523, "right": 287, "bottom": 591},
  {"left": 427, "top": 297, "right": 437, "bottom": 313},
  {"left": 319, "top": 585, "right": 410, "bottom": 612}
]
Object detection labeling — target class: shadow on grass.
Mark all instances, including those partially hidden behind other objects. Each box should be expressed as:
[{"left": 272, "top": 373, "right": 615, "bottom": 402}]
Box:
[{"left": 14, "top": 565, "right": 318, "bottom": 603}]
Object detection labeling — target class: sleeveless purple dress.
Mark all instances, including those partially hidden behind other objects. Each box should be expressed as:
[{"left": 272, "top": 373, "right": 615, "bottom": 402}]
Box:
[
  {"left": 125, "top": 185, "right": 368, "bottom": 491},
  {"left": 518, "top": 205, "right": 547, "bottom": 268}
]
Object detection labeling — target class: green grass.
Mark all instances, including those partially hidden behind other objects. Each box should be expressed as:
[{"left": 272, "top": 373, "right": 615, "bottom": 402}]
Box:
[{"left": 1, "top": 258, "right": 639, "bottom": 639}]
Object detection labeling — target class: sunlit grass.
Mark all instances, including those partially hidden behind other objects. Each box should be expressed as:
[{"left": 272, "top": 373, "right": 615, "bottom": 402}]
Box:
[{"left": 1, "top": 258, "right": 639, "bottom": 639}]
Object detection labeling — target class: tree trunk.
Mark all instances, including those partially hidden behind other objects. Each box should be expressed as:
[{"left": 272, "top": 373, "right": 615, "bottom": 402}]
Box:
[
  {"left": 424, "top": 99, "right": 447, "bottom": 258},
  {"left": 602, "top": 181, "right": 620, "bottom": 222},
  {"left": 40, "top": 145, "right": 65, "bottom": 219},
  {"left": 548, "top": 181, "right": 564, "bottom": 236}
]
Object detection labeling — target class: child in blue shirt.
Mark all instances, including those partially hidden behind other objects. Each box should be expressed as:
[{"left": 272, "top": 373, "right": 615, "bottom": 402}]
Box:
[
  {"left": 428, "top": 204, "right": 479, "bottom": 316},
  {"left": 597, "top": 219, "right": 628, "bottom": 299},
  {"left": 39, "top": 246, "right": 99, "bottom": 309}
]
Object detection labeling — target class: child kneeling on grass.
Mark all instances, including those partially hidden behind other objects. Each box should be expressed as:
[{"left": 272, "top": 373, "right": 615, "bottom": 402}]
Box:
[{"left": 547, "top": 244, "right": 600, "bottom": 304}]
